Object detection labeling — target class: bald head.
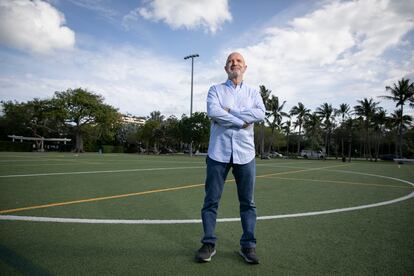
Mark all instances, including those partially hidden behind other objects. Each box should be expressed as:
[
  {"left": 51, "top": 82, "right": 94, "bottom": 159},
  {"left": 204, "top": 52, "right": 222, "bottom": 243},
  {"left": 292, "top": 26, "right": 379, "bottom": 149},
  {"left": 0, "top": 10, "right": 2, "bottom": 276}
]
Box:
[
  {"left": 226, "top": 52, "right": 245, "bottom": 64},
  {"left": 225, "top": 52, "right": 247, "bottom": 83}
]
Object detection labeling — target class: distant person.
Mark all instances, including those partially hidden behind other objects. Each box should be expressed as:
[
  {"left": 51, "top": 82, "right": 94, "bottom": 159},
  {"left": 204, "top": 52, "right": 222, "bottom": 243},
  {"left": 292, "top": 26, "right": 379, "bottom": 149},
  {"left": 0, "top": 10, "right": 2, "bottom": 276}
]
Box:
[{"left": 195, "top": 52, "right": 265, "bottom": 264}]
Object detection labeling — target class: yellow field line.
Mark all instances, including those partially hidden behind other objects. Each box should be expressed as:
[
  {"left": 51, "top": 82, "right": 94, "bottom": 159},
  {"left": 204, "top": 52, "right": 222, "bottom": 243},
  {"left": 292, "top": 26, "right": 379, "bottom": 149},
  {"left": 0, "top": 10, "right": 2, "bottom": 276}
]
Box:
[
  {"left": 256, "top": 164, "right": 349, "bottom": 179},
  {"left": 262, "top": 176, "right": 412, "bottom": 189},
  {"left": 0, "top": 183, "right": 207, "bottom": 214},
  {"left": 0, "top": 163, "right": 347, "bottom": 215}
]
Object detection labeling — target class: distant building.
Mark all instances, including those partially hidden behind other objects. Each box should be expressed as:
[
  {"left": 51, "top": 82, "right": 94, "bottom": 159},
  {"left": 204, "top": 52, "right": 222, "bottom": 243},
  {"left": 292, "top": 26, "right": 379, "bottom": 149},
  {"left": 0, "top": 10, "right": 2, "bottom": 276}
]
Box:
[{"left": 121, "top": 114, "right": 146, "bottom": 125}]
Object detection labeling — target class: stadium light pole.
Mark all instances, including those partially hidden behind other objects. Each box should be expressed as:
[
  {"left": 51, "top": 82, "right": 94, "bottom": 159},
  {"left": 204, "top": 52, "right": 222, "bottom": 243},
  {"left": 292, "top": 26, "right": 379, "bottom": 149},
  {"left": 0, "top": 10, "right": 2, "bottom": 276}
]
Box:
[{"left": 184, "top": 54, "right": 199, "bottom": 157}]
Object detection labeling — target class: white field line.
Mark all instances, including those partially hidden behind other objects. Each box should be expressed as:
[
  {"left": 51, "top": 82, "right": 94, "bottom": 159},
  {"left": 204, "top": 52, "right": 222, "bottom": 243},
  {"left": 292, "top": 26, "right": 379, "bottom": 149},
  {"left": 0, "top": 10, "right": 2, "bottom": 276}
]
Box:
[
  {"left": 0, "top": 166, "right": 205, "bottom": 178},
  {"left": 0, "top": 160, "right": 320, "bottom": 178},
  {"left": 0, "top": 158, "right": 202, "bottom": 164},
  {"left": 0, "top": 170, "right": 413, "bottom": 224},
  {"left": 0, "top": 159, "right": 80, "bottom": 163}
]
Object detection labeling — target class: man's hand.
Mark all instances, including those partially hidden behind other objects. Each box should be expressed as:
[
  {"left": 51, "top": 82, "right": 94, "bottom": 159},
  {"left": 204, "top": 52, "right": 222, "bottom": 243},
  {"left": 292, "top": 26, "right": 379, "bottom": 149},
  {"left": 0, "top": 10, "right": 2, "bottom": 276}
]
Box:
[
  {"left": 222, "top": 107, "right": 249, "bottom": 128},
  {"left": 242, "top": 122, "right": 250, "bottom": 128}
]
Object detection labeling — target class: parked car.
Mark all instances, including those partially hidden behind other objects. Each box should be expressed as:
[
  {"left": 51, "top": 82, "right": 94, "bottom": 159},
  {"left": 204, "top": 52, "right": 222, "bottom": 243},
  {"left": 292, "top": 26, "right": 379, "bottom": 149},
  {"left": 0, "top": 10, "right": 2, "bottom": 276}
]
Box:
[
  {"left": 300, "top": 150, "right": 325, "bottom": 159},
  {"left": 269, "top": 151, "right": 283, "bottom": 158},
  {"left": 379, "top": 154, "right": 398, "bottom": 161},
  {"left": 260, "top": 151, "right": 283, "bottom": 159},
  {"left": 159, "top": 147, "right": 174, "bottom": 154}
]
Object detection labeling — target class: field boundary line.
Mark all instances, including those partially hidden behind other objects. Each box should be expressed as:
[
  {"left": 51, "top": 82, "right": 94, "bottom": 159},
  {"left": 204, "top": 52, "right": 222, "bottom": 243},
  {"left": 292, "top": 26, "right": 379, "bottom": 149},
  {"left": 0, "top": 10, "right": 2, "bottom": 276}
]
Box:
[
  {"left": 1, "top": 171, "right": 413, "bottom": 224},
  {"left": 0, "top": 166, "right": 205, "bottom": 178},
  {"left": 0, "top": 163, "right": 346, "bottom": 214},
  {"left": 256, "top": 164, "right": 348, "bottom": 179},
  {"left": 263, "top": 176, "right": 413, "bottom": 189}
]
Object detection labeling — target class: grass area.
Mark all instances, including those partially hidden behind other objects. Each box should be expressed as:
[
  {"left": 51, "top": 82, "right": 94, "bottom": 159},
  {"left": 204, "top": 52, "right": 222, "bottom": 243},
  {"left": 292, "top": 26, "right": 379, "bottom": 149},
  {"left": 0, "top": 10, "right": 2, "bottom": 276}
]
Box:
[{"left": 0, "top": 152, "right": 413, "bottom": 275}]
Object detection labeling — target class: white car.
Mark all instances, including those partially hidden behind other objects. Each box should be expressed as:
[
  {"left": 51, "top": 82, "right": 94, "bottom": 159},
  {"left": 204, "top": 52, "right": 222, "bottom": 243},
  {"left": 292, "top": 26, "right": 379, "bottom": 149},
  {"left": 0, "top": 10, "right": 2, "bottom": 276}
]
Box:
[
  {"left": 269, "top": 151, "right": 283, "bottom": 158},
  {"left": 300, "top": 150, "right": 325, "bottom": 159}
]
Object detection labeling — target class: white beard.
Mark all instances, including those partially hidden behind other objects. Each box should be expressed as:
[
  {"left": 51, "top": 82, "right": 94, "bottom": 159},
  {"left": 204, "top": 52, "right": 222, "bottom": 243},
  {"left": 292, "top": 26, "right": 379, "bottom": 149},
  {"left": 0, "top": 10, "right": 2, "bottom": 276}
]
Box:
[{"left": 227, "top": 69, "right": 242, "bottom": 79}]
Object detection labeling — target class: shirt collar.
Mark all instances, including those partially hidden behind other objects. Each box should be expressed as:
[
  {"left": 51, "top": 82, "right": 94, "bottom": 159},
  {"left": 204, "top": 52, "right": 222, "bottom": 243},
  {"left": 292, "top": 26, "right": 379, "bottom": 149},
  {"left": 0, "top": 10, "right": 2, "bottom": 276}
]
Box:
[{"left": 225, "top": 79, "right": 243, "bottom": 89}]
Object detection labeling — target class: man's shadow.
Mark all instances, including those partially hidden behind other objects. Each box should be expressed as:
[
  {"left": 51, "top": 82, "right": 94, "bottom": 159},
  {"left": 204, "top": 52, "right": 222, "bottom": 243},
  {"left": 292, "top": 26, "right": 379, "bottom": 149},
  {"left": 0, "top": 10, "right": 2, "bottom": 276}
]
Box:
[{"left": 0, "top": 244, "right": 52, "bottom": 275}]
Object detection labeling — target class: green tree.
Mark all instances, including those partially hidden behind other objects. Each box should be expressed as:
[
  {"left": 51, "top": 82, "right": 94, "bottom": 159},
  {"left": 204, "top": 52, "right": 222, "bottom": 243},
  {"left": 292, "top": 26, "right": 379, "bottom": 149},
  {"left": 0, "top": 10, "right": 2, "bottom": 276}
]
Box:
[
  {"left": 303, "top": 113, "right": 322, "bottom": 151},
  {"left": 290, "top": 102, "right": 310, "bottom": 155},
  {"left": 354, "top": 98, "right": 380, "bottom": 160},
  {"left": 387, "top": 109, "right": 413, "bottom": 157},
  {"left": 149, "top": 110, "right": 164, "bottom": 123},
  {"left": 372, "top": 109, "right": 386, "bottom": 161},
  {"left": 179, "top": 112, "right": 210, "bottom": 153},
  {"left": 53, "top": 88, "right": 120, "bottom": 152},
  {"left": 138, "top": 119, "right": 160, "bottom": 153},
  {"left": 282, "top": 120, "right": 292, "bottom": 155},
  {"left": 0, "top": 99, "right": 64, "bottom": 149},
  {"left": 259, "top": 85, "right": 271, "bottom": 158},
  {"left": 316, "top": 102, "right": 334, "bottom": 157},
  {"left": 265, "top": 95, "right": 288, "bottom": 153},
  {"left": 380, "top": 78, "right": 414, "bottom": 157},
  {"left": 334, "top": 103, "right": 351, "bottom": 157},
  {"left": 162, "top": 115, "right": 181, "bottom": 150}
]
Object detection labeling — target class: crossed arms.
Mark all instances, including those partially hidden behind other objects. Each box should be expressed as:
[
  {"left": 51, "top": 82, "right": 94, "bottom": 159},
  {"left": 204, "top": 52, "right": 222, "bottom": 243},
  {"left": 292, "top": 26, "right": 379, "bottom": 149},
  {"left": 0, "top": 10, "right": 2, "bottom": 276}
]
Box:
[{"left": 207, "top": 86, "right": 266, "bottom": 129}]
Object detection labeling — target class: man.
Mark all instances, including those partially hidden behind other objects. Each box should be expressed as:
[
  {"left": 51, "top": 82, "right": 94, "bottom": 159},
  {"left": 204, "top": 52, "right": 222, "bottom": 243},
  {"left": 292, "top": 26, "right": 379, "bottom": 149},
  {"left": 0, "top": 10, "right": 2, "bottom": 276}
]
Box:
[{"left": 196, "top": 52, "right": 265, "bottom": 264}]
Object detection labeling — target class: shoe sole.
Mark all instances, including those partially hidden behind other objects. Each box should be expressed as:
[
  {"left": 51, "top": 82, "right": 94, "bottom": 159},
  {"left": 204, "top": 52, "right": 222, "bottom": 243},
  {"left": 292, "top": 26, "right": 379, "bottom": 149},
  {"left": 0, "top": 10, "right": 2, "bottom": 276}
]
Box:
[
  {"left": 239, "top": 250, "right": 259, "bottom": 264},
  {"left": 197, "top": 249, "right": 216, "bottom": 263}
]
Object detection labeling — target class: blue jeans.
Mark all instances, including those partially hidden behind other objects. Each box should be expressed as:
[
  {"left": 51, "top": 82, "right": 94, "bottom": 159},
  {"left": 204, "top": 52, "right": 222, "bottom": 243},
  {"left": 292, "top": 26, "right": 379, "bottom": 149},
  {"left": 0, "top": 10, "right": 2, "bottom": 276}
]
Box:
[{"left": 201, "top": 156, "right": 257, "bottom": 248}]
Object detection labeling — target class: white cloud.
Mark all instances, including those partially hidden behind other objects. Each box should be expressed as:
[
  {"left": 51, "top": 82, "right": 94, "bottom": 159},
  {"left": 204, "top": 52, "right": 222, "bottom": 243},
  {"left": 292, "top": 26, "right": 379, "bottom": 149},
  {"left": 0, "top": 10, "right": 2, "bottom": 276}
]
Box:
[
  {"left": 134, "top": 0, "right": 232, "bottom": 33},
  {"left": 0, "top": 44, "right": 213, "bottom": 117},
  {"left": 1, "top": 0, "right": 413, "bottom": 119},
  {"left": 230, "top": 0, "right": 414, "bottom": 111},
  {"left": 0, "top": 0, "right": 75, "bottom": 54}
]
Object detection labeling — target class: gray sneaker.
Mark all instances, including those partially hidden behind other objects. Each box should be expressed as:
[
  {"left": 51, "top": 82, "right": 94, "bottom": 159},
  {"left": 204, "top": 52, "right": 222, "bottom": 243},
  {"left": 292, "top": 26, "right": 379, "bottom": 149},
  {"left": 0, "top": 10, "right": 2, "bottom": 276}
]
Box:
[
  {"left": 239, "top": 247, "right": 259, "bottom": 264},
  {"left": 196, "top": 243, "right": 216, "bottom": 263}
]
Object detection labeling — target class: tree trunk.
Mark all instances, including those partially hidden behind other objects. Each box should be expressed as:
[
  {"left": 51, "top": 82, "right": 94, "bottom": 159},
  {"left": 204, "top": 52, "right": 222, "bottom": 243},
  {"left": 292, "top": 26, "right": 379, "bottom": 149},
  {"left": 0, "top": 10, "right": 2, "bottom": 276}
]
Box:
[
  {"left": 398, "top": 106, "right": 403, "bottom": 158},
  {"left": 267, "top": 127, "right": 276, "bottom": 154},
  {"left": 75, "top": 129, "right": 84, "bottom": 153},
  {"left": 286, "top": 134, "right": 290, "bottom": 156},
  {"left": 297, "top": 125, "right": 302, "bottom": 155},
  {"left": 260, "top": 123, "right": 265, "bottom": 158}
]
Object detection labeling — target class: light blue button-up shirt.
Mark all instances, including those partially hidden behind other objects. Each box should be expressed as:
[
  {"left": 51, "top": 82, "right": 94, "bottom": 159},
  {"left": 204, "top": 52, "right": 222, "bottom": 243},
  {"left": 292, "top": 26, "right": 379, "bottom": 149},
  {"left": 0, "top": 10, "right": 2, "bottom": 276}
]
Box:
[{"left": 207, "top": 79, "right": 266, "bottom": 164}]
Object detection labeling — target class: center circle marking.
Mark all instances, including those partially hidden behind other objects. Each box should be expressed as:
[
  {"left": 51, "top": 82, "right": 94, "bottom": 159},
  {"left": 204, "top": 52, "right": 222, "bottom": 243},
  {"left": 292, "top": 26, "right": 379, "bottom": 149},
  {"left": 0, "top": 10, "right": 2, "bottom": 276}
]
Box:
[{"left": 0, "top": 170, "right": 413, "bottom": 224}]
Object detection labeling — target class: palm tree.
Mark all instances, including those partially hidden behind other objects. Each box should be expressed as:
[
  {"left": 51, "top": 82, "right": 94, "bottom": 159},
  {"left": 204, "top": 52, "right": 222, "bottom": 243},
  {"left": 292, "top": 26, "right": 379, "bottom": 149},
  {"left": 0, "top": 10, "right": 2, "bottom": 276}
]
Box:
[
  {"left": 259, "top": 85, "right": 271, "bottom": 158},
  {"left": 387, "top": 109, "right": 413, "bottom": 157},
  {"left": 316, "top": 103, "right": 334, "bottom": 157},
  {"left": 379, "top": 78, "right": 414, "bottom": 157},
  {"left": 290, "top": 102, "right": 310, "bottom": 155},
  {"left": 282, "top": 120, "right": 292, "bottom": 156},
  {"left": 343, "top": 117, "right": 356, "bottom": 162},
  {"left": 303, "top": 113, "right": 322, "bottom": 151},
  {"left": 354, "top": 98, "right": 380, "bottom": 160},
  {"left": 335, "top": 103, "right": 351, "bottom": 157},
  {"left": 149, "top": 110, "right": 164, "bottom": 123},
  {"left": 372, "top": 109, "right": 386, "bottom": 161},
  {"left": 265, "top": 95, "right": 288, "bottom": 153}
]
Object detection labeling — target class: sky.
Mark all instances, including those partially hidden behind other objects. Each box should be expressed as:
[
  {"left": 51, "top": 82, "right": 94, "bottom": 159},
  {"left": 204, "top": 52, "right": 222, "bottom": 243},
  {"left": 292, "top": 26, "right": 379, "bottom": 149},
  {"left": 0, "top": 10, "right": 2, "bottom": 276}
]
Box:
[{"left": 0, "top": 0, "right": 413, "bottom": 119}]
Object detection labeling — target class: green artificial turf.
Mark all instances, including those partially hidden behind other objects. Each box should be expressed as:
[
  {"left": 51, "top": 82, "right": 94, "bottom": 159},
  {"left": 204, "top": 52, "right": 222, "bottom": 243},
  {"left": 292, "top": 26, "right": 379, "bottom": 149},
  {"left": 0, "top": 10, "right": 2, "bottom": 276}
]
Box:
[{"left": 0, "top": 152, "right": 413, "bottom": 275}]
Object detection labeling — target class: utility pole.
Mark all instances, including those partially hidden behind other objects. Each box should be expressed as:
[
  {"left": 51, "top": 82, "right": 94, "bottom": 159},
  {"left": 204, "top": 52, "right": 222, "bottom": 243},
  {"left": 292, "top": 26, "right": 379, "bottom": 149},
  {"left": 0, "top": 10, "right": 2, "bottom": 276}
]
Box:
[{"left": 184, "top": 54, "right": 199, "bottom": 157}]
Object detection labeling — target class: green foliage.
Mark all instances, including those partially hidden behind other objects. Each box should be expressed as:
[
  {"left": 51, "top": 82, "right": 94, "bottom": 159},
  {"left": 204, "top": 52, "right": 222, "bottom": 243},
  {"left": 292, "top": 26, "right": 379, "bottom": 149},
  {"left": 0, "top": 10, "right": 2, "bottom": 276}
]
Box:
[
  {"left": 102, "top": 145, "right": 124, "bottom": 153},
  {"left": 53, "top": 88, "right": 121, "bottom": 152},
  {"left": 2, "top": 79, "right": 413, "bottom": 157},
  {"left": 0, "top": 98, "right": 63, "bottom": 139},
  {"left": 179, "top": 112, "right": 210, "bottom": 151}
]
